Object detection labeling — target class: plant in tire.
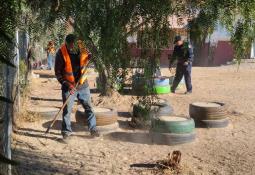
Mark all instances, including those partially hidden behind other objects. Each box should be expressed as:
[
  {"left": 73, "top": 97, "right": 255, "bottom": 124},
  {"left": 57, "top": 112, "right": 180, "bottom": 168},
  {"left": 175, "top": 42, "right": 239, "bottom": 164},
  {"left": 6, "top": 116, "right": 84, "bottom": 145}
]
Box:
[
  {"left": 131, "top": 98, "right": 173, "bottom": 128},
  {"left": 131, "top": 103, "right": 152, "bottom": 128}
]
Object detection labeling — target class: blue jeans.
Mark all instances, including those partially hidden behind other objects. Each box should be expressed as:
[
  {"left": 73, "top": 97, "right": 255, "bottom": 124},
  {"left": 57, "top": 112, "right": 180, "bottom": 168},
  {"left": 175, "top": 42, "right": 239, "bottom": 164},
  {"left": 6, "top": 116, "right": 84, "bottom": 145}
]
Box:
[
  {"left": 61, "top": 85, "right": 96, "bottom": 135},
  {"left": 47, "top": 54, "right": 54, "bottom": 69},
  {"left": 171, "top": 63, "right": 192, "bottom": 92}
]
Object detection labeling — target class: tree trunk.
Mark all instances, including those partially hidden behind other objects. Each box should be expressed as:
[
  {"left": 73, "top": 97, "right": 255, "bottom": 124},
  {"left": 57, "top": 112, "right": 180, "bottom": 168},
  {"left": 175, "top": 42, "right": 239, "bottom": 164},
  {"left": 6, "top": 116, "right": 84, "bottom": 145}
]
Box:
[
  {"left": 98, "top": 71, "right": 114, "bottom": 96},
  {"left": 84, "top": 37, "right": 114, "bottom": 96}
]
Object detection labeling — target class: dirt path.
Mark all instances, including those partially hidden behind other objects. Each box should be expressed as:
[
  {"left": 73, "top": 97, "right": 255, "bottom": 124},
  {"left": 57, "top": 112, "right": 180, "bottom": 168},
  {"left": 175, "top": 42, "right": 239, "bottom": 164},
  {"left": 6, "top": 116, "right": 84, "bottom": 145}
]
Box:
[{"left": 12, "top": 63, "right": 255, "bottom": 175}]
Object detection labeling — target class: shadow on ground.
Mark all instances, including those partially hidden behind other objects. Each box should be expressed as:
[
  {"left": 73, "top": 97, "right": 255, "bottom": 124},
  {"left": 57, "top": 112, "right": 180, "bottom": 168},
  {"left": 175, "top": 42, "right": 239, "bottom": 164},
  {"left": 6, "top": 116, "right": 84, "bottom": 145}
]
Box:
[
  {"left": 30, "top": 96, "right": 63, "bottom": 102},
  {"left": 12, "top": 149, "right": 79, "bottom": 175},
  {"left": 104, "top": 131, "right": 153, "bottom": 145},
  {"left": 118, "top": 112, "right": 132, "bottom": 118},
  {"left": 42, "top": 120, "right": 86, "bottom": 132}
]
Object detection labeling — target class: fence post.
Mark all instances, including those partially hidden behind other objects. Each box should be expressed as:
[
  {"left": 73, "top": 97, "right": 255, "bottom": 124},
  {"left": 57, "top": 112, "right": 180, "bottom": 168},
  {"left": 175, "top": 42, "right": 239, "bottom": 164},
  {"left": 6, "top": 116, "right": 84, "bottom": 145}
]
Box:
[
  {"left": 15, "top": 30, "right": 20, "bottom": 113},
  {"left": 3, "top": 59, "right": 12, "bottom": 175}
]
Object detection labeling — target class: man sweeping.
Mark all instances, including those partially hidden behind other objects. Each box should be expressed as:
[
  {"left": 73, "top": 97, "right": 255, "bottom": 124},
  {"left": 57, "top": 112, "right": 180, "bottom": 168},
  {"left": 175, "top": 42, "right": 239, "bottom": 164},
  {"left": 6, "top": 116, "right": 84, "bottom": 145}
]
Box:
[
  {"left": 169, "top": 35, "right": 194, "bottom": 94},
  {"left": 55, "top": 34, "right": 99, "bottom": 141}
]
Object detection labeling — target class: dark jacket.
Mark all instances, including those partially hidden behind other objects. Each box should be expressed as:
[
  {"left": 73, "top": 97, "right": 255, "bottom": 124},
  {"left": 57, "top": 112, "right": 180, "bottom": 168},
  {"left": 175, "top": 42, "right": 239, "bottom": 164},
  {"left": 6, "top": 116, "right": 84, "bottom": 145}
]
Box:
[
  {"left": 54, "top": 48, "right": 89, "bottom": 90},
  {"left": 170, "top": 42, "right": 194, "bottom": 65}
]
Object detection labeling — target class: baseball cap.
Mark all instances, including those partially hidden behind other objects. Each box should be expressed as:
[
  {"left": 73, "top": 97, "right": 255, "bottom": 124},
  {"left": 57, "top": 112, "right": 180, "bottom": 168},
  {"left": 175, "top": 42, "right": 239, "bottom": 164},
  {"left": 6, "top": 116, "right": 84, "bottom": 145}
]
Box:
[{"left": 65, "top": 34, "right": 76, "bottom": 44}]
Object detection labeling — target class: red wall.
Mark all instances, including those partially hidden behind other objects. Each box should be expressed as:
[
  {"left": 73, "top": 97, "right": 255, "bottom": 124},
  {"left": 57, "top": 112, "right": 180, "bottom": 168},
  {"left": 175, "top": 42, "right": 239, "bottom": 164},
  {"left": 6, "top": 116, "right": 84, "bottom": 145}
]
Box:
[{"left": 212, "top": 41, "right": 234, "bottom": 66}]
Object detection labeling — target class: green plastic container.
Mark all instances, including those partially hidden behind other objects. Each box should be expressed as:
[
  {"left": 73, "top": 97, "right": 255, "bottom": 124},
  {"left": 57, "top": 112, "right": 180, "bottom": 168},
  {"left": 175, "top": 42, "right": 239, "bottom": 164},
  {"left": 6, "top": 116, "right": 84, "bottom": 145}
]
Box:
[{"left": 154, "top": 85, "right": 171, "bottom": 94}]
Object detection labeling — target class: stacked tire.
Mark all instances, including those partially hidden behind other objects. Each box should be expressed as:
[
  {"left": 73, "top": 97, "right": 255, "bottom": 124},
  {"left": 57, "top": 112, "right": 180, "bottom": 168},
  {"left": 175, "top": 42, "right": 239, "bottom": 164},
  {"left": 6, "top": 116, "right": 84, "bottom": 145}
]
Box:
[
  {"left": 75, "top": 106, "right": 119, "bottom": 133},
  {"left": 150, "top": 116, "right": 196, "bottom": 145},
  {"left": 153, "top": 76, "right": 170, "bottom": 94},
  {"left": 189, "top": 102, "right": 229, "bottom": 128}
]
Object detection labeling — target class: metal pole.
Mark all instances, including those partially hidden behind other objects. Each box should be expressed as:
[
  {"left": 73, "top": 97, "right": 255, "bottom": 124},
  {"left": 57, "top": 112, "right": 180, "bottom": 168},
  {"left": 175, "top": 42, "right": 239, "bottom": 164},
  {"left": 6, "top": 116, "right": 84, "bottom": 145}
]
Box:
[
  {"left": 4, "top": 51, "right": 12, "bottom": 175},
  {"left": 15, "top": 29, "right": 20, "bottom": 112}
]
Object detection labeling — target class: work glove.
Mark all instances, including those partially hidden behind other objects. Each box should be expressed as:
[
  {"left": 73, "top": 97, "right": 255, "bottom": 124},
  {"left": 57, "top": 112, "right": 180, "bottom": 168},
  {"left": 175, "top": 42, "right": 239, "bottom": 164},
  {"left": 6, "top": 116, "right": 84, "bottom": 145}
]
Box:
[
  {"left": 183, "top": 61, "right": 189, "bottom": 66},
  {"left": 63, "top": 81, "right": 77, "bottom": 95},
  {"left": 68, "top": 84, "right": 77, "bottom": 95}
]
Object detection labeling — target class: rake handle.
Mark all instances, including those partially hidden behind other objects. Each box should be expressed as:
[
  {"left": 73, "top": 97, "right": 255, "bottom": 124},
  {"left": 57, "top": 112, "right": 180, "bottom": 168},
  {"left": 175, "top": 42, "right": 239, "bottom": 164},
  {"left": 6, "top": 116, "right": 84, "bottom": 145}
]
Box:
[
  {"left": 45, "top": 60, "right": 91, "bottom": 134},
  {"left": 45, "top": 93, "right": 72, "bottom": 134}
]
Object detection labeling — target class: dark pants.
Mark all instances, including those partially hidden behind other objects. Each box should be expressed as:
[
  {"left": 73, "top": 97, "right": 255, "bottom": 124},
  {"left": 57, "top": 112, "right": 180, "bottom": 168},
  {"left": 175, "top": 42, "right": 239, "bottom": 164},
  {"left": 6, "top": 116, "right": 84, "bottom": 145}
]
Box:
[
  {"left": 61, "top": 85, "right": 96, "bottom": 135},
  {"left": 171, "top": 63, "right": 192, "bottom": 92}
]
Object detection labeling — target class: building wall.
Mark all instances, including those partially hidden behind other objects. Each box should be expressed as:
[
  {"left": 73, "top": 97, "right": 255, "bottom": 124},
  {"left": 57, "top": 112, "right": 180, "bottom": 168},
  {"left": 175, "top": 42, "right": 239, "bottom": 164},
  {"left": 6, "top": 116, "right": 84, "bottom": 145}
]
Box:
[
  {"left": 251, "top": 42, "right": 255, "bottom": 58},
  {"left": 128, "top": 23, "right": 236, "bottom": 67},
  {"left": 193, "top": 41, "right": 234, "bottom": 66},
  {"left": 213, "top": 41, "right": 234, "bottom": 65},
  {"left": 129, "top": 41, "right": 235, "bottom": 67}
]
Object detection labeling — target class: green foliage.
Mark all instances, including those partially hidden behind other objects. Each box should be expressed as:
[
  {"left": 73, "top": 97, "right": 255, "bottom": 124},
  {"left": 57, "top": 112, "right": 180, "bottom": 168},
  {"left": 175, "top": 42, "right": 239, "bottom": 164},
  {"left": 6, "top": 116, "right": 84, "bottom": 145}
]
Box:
[
  {"left": 19, "top": 0, "right": 66, "bottom": 49},
  {"left": 19, "top": 59, "right": 27, "bottom": 89},
  {"left": 24, "top": 0, "right": 255, "bottom": 95},
  {"left": 0, "top": 0, "right": 20, "bottom": 104},
  {"left": 188, "top": 0, "right": 255, "bottom": 62}
]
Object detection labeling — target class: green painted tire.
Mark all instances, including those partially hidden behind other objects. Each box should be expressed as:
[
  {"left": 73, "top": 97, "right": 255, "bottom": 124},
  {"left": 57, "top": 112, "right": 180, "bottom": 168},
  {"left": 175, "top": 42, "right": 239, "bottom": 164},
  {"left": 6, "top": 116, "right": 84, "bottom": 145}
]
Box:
[
  {"left": 151, "top": 116, "right": 195, "bottom": 134},
  {"left": 154, "top": 85, "right": 170, "bottom": 94},
  {"left": 150, "top": 131, "right": 196, "bottom": 145}
]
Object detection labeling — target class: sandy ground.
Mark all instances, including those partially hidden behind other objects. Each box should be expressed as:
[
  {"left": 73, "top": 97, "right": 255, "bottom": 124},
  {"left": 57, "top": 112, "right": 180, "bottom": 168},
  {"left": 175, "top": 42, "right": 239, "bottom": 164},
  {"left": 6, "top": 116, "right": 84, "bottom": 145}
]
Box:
[{"left": 12, "top": 63, "right": 255, "bottom": 175}]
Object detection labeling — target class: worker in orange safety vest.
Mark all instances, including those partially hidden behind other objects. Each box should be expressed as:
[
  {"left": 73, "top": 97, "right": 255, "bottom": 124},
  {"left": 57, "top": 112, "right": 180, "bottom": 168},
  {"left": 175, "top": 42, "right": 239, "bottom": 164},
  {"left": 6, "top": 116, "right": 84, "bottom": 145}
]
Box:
[{"left": 55, "top": 34, "right": 99, "bottom": 142}]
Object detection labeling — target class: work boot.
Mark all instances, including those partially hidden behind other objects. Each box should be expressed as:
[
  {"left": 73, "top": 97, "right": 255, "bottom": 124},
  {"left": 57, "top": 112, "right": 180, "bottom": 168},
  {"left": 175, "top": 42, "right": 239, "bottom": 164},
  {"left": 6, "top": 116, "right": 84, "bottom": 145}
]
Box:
[
  {"left": 62, "top": 133, "right": 72, "bottom": 143},
  {"left": 170, "top": 86, "right": 176, "bottom": 93},
  {"left": 90, "top": 129, "right": 100, "bottom": 138}
]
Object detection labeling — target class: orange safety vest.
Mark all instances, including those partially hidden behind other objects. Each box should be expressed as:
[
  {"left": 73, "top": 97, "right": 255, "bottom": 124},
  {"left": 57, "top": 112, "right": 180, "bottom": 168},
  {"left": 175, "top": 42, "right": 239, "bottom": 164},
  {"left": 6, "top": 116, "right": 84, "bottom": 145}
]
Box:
[{"left": 60, "top": 44, "right": 89, "bottom": 85}]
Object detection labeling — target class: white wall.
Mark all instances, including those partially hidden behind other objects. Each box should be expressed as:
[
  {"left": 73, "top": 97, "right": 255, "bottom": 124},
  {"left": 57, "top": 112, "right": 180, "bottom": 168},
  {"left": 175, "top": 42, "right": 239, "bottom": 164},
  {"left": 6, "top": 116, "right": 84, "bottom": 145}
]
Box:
[
  {"left": 205, "top": 23, "right": 231, "bottom": 44},
  {"left": 251, "top": 41, "right": 255, "bottom": 58}
]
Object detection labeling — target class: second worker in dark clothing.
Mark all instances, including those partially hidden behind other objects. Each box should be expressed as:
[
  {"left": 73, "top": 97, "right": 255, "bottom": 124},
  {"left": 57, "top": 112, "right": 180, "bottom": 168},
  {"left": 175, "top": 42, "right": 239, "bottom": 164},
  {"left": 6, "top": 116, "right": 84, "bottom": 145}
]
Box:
[{"left": 169, "top": 35, "right": 194, "bottom": 94}]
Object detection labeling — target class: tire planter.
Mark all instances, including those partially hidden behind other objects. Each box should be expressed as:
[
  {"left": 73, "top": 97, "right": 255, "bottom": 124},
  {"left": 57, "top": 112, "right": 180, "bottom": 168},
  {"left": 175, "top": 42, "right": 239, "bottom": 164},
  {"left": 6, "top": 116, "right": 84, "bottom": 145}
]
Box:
[
  {"left": 154, "top": 99, "right": 170, "bottom": 106},
  {"left": 157, "top": 104, "right": 174, "bottom": 116},
  {"left": 133, "top": 101, "right": 174, "bottom": 120},
  {"left": 199, "top": 118, "right": 229, "bottom": 128},
  {"left": 151, "top": 116, "right": 195, "bottom": 134},
  {"left": 96, "top": 122, "right": 119, "bottom": 133},
  {"left": 189, "top": 102, "right": 227, "bottom": 121},
  {"left": 133, "top": 104, "right": 158, "bottom": 122},
  {"left": 151, "top": 99, "right": 174, "bottom": 116},
  {"left": 150, "top": 131, "right": 196, "bottom": 145},
  {"left": 75, "top": 106, "right": 118, "bottom": 126},
  {"left": 27, "top": 106, "right": 60, "bottom": 119},
  {"left": 154, "top": 85, "right": 171, "bottom": 94},
  {"left": 154, "top": 77, "right": 169, "bottom": 86}
]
